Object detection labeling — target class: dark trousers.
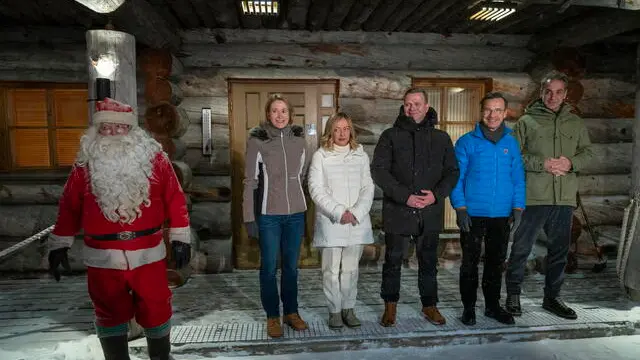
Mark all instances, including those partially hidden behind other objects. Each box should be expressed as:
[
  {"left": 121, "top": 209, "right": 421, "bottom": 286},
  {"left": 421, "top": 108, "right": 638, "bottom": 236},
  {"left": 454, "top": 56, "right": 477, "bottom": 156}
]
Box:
[
  {"left": 505, "top": 205, "right": 573, "bottom": 298},
  {"left": 460, "top": 217, "right": 510, "bottom": 309},
  {"left": 258, "top": 212, "right": 305, "bottom": 317},
  {"left": 380, "top": 230, "right": 439, "bottom": 307}
]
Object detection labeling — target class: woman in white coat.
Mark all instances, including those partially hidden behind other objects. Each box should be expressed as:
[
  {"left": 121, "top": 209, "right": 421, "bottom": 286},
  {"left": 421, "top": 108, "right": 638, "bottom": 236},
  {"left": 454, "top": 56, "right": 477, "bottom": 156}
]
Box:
[{"left": 308, "top": 112, "right": 375, "bottom": 329}]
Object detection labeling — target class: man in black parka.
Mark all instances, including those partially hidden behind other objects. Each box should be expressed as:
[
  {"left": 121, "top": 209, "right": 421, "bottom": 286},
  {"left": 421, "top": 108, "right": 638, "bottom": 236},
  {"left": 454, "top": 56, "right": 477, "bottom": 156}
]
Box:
[{"left": 371, "top": 88, "right": 459, "bottom": 326}]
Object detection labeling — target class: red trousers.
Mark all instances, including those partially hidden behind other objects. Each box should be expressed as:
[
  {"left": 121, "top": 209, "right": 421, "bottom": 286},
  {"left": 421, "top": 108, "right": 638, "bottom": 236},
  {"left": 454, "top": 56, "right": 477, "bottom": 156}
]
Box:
[{"left": 87, "top": 260, "right": 172, "bottom": 328}]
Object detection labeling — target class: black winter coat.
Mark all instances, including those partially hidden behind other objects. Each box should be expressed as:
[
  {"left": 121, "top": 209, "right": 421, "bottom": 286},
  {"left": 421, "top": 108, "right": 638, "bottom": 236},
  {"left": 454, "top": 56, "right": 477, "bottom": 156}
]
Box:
[{"left": 371, "top": 107, "right": 460, "bottom": 235}]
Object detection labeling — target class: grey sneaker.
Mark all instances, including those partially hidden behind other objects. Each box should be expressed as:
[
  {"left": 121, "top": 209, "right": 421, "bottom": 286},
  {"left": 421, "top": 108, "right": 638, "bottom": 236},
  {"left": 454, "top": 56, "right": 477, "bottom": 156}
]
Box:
[
  {"left": 342, "top": 308, "right": 361, "bottom": 328},
  {"left": 328, "top": 312, "right": 343, "bottom": 329}
]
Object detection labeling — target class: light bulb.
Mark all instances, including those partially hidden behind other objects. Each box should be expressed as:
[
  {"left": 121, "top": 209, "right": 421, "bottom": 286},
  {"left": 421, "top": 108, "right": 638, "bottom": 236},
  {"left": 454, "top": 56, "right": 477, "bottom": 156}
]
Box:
[{"left": 94, "top": 55, "right": 117, "bottom": 77}]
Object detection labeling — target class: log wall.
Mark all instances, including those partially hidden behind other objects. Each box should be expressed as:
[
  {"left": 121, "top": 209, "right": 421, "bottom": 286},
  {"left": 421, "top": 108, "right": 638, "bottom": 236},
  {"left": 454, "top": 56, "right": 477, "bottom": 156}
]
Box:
[{"left": 0, "top": 29, "right": 635, "bottom": 272}]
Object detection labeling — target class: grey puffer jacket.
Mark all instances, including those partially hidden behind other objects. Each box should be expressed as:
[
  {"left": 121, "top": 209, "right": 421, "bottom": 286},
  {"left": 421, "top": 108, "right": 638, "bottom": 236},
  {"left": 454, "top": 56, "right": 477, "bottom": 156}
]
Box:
[{"left": 242, "top": 123, "right": 309, "bottom": 223}]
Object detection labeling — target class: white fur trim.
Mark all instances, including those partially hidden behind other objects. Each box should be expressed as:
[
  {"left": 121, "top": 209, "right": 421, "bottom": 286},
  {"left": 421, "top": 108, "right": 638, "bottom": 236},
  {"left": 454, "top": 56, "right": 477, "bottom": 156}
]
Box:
[
  {"left": 93, "top": 110, "right": 138, "bottom": 127},
  {"left": 48, "top": 233, "right": 75, "bottom": 251},
  {"left": 83, "top": 240, "right": 166, "bottom": 270},
  {"left": 170, "top": 227, "right": 191, "bottom": 244}
]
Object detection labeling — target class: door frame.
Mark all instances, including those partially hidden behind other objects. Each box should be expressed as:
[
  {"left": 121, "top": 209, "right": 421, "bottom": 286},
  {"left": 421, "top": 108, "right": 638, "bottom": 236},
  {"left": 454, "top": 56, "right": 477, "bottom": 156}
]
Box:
[{"left": 228, "top": 78, "right": 340, "bottom": 269}]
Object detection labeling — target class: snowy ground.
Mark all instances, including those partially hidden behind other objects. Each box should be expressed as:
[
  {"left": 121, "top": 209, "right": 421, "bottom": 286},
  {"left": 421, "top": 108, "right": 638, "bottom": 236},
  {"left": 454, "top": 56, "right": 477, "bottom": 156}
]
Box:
[{"left": 0, "top": 334, "right": 639, "bottom": 360}]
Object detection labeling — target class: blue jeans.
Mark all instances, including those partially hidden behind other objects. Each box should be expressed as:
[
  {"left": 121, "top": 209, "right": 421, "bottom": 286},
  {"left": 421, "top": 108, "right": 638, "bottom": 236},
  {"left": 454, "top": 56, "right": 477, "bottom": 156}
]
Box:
[
  {"left": 258, "top": 212, "right": 305, "bottom": 318},
  {"left": 506, "top": 205, "right": 573, "bottom": 298}
]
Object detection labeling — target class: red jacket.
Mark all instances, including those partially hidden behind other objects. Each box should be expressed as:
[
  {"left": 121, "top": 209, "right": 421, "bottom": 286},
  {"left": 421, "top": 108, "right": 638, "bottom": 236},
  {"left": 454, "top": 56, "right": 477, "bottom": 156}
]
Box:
[{"left": 49, "top": 152, "right": 190, "bottom": 270}]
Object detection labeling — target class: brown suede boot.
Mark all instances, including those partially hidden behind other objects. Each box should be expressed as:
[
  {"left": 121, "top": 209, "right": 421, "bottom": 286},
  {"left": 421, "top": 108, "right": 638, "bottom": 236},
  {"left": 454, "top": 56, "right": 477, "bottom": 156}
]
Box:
[
  {"left": 380, "top": 302, "right": 397, "bottom": 327},
  {"left": 422, "top": 306, "right": 446, "bottom": 325},
  {"left": 266, "top": 317, "right": 283, "bottom": 338},
  {"left": 283, "top": 313, "right": 308, "bottom": 331}
]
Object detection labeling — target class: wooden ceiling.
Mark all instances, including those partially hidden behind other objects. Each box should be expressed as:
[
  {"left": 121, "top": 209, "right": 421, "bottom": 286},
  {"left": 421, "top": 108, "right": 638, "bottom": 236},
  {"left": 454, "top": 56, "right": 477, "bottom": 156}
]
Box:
[{"left": 1, "top": 0, "right": 640, "bottom": 53}]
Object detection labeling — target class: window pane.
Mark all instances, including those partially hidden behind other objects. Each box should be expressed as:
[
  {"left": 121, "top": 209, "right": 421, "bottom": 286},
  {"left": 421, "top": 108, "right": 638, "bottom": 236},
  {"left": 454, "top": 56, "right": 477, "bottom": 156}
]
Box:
[
  {"left": 54, "top": 89, "right": 88, "bottom": 127},
  {"left": 12, "top": 89, "right": 47, "bottom": 127},
  {"left": 56, "top": 129, "right": 84, "bottom": 166},
  {"left": 446, "top": 123, "right": 474, "bottom": 145},
  {"left": 447, "top": 87, "right": 481, "bottom": 123},
  {"left": 12, "top": 129, "right": 50, "bottom": 167},
  {"left": 423, "top": 88, "right": 442, "bottom": 115}
]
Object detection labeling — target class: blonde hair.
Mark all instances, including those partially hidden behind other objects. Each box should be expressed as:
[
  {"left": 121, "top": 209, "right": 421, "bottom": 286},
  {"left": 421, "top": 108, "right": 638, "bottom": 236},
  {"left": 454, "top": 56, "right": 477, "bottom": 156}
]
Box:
[
  {"left": 320, "top": 112, "right": 359, "bottom": 150},
  {"left": 264, "top": 94, "right": 294, "bottom": 125}
]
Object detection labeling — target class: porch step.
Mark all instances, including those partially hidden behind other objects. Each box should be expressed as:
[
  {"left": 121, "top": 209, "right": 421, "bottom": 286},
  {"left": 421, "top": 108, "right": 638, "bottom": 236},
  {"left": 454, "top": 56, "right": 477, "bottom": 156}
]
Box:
[{"left": 129, "top": 305, "right": 639, "bottom": 357}]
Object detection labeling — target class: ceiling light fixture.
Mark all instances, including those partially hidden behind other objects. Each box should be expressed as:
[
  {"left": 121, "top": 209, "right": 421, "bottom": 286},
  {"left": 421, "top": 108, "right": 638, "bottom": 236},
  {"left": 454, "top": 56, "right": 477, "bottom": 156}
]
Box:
[
  {"left": 469, "top": 1, "right": 517, "bottom": 21},
  {"left": 241, "top": 1, "right": 279, "bottom": 15}
]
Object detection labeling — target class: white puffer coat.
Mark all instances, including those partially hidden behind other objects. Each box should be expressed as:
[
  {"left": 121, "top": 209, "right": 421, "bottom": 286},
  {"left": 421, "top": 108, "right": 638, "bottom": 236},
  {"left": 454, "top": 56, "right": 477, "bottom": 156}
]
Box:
[{"left": 308, "top": 145, "right": 375, "bottom": 248}]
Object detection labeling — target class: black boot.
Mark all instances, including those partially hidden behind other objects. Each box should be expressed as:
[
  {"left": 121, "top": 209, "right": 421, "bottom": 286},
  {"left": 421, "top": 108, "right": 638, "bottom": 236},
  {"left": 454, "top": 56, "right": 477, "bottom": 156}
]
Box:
[
  {"left": 485, "top": 305, "right": 515, "bottom": 325},
  {"left": 147, "top": 335, "right": 173, "bottom": 360},
  {"left": 505, "top": 294, "right": 522, "bottom": 316},
  {"left": 99, "top": 335, "right": 131, "bottom": 360},
  {"left": 460, "top": 307, "right": 476, "bottom": 326},
  {"left": 542, "top": 297, "right": 577, "bottom": 320}
]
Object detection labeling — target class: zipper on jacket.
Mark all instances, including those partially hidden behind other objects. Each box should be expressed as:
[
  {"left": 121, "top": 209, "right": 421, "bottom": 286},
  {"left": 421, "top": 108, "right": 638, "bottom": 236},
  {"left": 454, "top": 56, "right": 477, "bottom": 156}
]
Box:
[
  {"left": 280, "top": 132, "right": 291, "bottom": 213},
  {"left": 553, "top": 114, "right": 556, "bottom": 205},
  {"left": 493, "top": 142, "right": 498, "bottom": 217}
]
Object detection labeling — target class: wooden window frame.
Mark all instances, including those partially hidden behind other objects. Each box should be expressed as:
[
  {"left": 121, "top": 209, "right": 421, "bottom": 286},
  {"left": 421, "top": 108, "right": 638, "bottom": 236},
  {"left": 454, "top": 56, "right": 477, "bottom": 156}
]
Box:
[{"left": 0, "top": 82, "right": 88, "bottom": 174}]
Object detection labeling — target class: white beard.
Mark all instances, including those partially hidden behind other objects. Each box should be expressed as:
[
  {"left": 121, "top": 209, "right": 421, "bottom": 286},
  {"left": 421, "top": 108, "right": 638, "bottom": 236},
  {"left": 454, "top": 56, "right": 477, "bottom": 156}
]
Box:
[{"left": 76, "top": 126, "right": 163, "bottom": 224}]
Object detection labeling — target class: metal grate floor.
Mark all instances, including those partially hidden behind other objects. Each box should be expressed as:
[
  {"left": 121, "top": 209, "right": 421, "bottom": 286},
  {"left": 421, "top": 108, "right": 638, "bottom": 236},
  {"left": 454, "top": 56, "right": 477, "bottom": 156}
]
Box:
[{"left": 168, "top": 305, "right": 633, "bottom": 345}]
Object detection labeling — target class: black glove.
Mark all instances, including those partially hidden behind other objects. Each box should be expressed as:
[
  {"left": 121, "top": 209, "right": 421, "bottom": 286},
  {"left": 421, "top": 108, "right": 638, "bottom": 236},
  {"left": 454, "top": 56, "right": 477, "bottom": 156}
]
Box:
[
  {"left": 511, "top": 209, "right": 523, "bottom": 231},
  {"left": 48, "top": 247, "right": 71, "bottom": 282},
  {"left": 172, "top": 241, "right": 192, "bottom": 270},
  {"left": 455, "top": 208, "right": 472, "bottom": 233},
  {"left": 245, "top": 221, "right": 259, "bottom": 239}
]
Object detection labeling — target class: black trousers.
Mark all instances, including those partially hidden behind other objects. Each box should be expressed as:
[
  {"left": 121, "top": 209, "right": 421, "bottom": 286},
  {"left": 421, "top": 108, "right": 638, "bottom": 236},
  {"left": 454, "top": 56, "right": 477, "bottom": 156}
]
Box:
[
  {"left": 380, "top": 230, "right": 440, "bottom": 307},
  {"left": 459, "top": 216, "right": 510, "bottom": 309}
]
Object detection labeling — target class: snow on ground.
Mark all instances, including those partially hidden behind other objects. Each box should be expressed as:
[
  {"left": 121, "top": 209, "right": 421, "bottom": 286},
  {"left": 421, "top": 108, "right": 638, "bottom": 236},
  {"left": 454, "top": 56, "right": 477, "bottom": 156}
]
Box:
[{"left": 2, "top": 334, "right": 640, "bottom": 360}]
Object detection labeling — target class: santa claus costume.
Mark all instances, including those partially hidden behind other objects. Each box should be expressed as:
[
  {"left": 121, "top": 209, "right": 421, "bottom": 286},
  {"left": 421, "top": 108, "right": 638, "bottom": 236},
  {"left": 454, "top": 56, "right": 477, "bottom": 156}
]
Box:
[{"left": 47, "top": 98, "right": 191, "bottom": 360}]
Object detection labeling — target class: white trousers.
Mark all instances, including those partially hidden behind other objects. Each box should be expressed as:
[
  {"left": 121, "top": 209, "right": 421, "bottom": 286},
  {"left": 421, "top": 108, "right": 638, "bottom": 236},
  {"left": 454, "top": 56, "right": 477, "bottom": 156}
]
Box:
[{"left": 321, "top": 245, "right": 364, "bottom": 313}]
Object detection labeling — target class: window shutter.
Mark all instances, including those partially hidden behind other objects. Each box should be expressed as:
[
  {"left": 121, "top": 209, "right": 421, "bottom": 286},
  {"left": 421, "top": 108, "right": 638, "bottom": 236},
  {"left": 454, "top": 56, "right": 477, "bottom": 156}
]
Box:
[
  {"left": 10, "top": 90, "right": 50, "bottom": 168},
  {"left": 12, "top": 129, "right": 50, "bottom": 168},
  {"left": 53, "top": 89, "right": 88, "bottom": 127},
  {"left": 53, "top": 89, "right": 88, "bottom": 166}
]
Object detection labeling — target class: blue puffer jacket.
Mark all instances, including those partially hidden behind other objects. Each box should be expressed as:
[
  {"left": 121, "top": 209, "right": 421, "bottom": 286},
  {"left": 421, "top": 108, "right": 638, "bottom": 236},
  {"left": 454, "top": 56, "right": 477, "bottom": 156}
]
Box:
[{"left": 450, "top": 123, "right": 525, "bottom": 218}]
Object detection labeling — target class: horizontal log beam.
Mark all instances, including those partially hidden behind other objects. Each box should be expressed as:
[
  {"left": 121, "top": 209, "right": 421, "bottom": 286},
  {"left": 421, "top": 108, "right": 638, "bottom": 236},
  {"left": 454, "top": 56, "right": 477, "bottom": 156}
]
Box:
[
  {"left": 181, "top": 43, "right": 533, "bottom": 71},
  {"left": 528, "top": 9, "right": 640, "bottom": 52},
  {"left": 190, "top": 202, "right": 232, "bottom": 236},
  {"left": 0, "top": 185, "right": 63, "bottom": 205},
  {"left": 584, "top": 118, "right": 632, "bottom": 143},
  {"left": 180, "top": 29, "right": 531, "bottom": 47},
  {"left": 0, "top": 43, "right": 85, "bottom": 71},
  {"left": 0, "top": 26, "right": 86, "bottom": 43}
]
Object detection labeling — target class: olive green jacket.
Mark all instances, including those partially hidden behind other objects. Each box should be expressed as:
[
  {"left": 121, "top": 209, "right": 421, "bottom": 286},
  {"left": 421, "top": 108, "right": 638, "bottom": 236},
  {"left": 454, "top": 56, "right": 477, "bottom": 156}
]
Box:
[{"left": 513, "top": 100, "right": 593, "bottom": 207}]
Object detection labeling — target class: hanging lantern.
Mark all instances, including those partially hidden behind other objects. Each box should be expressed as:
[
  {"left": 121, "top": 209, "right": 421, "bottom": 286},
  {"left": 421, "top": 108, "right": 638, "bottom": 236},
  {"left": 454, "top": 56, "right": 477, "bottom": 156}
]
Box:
[{"left": 85, "top": 29, "right": 136, "bottom": 124}]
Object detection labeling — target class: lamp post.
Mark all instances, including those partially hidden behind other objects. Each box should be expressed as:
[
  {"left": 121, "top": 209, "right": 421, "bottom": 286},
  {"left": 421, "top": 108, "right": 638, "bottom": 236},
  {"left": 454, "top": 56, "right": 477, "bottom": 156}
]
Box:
[{"left": 85, "top": 29, "right": 136, "bottom": 124}]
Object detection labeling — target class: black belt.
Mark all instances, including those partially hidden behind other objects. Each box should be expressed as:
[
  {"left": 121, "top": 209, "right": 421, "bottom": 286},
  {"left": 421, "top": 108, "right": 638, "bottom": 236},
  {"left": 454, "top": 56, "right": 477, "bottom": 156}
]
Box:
[{"left": 88, "top": 226, "right": 162, "bottom": 241}]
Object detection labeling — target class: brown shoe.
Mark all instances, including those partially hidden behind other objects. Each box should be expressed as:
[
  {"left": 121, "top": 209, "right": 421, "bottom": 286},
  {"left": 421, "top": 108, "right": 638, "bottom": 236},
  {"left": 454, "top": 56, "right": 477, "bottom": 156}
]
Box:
[
  {"left": 283, "top": 313, "right": 308, "bottom": 331},
  {"left": 422, "top": 306, "right": 446, "bottom": 325},
  {"left": 380, "top": 301, "right": 397, "bottom": 327},
  {"left": 266, "top": 317, "right": 283, "bottom": 338}
]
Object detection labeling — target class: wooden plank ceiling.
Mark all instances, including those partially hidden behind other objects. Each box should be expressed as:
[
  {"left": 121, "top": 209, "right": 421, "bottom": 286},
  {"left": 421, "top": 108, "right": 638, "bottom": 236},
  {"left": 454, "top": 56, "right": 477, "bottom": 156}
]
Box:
[
  {"left": 0, "top": 0, "right": 639, "bottom": 52},
  {"left": 0, "top": 0, "right": 625, "bottom": 34}
]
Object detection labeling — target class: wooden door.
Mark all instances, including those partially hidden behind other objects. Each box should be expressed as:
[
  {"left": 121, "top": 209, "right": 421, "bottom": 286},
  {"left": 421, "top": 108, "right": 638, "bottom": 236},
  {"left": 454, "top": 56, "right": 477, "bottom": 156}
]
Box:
[{"left": 230, "top": 80, "right": 339, "bottom": 269}]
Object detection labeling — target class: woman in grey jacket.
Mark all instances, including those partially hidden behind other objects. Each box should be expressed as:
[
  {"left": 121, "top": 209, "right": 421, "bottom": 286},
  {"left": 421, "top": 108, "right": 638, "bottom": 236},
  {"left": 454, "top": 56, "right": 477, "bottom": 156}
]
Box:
[{"left": 242, "top": 94, "right": 310, "bottom": 338}]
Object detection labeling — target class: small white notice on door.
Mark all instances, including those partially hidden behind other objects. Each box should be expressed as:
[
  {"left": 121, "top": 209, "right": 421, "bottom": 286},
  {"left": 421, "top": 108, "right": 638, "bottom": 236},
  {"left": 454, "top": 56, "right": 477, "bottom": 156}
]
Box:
[{"left": 307, "top": 123, "right": 317, "bottom": 136}]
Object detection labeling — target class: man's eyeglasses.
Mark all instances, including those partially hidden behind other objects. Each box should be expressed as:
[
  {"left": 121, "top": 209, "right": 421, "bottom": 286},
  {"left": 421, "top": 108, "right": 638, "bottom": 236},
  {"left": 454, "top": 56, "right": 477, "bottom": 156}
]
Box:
[{"left": 482, "top": 108, "right": 505, "bottom": 115}]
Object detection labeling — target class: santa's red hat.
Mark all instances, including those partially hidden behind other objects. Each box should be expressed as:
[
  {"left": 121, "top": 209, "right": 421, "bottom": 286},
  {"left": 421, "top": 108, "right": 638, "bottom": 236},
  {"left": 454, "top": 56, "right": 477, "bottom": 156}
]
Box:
[{"left": 93, "top": 98, "right": 137, "bottom": 127}]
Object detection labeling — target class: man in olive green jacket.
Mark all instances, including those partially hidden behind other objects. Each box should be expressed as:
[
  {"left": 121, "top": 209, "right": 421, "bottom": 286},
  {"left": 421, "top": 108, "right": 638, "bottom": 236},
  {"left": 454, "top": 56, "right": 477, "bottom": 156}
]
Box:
[{"left": 505, "top": 71, "right": 593, "bottom": 320}]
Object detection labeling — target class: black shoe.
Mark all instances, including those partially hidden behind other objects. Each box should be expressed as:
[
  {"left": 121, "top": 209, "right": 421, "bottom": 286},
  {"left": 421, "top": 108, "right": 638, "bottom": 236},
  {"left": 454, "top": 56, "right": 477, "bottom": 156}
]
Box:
[
  {"left": 147, "top": 334, "right": 174, "bottom": 360},
  {"left": 505, "top": 294, "right": 522, "bottom": 316},
  {"left": 99, "top": 335, "right": 131, "bottom": 360},
  {"left": 460, "top": 308, "right": 476, "bottom": 325},
  {"left": 485, "top": 306, "right": 515, "bottom": 325},
  {"left": 542, "top": 297, "right": 577, "bottom": 320}
]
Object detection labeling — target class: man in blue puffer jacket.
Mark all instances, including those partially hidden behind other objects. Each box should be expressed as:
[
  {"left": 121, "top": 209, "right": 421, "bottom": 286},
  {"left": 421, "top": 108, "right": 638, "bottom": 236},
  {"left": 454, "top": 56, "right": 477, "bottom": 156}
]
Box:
[{"left": 450, "top": 91, "right": 525, "bottom": 326}]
